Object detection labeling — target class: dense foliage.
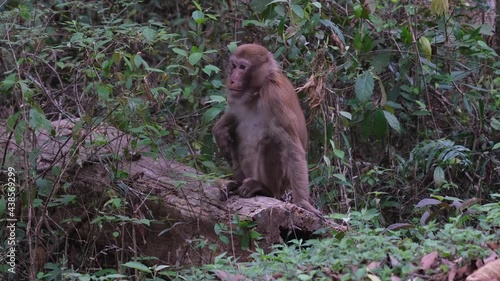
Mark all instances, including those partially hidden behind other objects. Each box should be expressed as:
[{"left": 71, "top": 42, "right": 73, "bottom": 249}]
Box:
[{"left": 0, "top": 0, "right": 498, "bottom": 280}]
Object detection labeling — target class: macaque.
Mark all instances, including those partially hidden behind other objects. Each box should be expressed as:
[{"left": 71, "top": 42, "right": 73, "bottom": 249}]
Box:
[{"left": 212, "top": 44, "right": 321, "bottom": 216}]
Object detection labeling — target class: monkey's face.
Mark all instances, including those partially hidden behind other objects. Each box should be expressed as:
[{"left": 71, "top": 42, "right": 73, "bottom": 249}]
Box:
[{"left": 228, "top": 56, "right": 250, "bottom": 93}]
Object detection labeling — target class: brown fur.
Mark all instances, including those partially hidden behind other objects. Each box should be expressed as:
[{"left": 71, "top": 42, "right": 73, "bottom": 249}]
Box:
[{"left": 213, "top": 44, "right": 321, "bottom": 216}]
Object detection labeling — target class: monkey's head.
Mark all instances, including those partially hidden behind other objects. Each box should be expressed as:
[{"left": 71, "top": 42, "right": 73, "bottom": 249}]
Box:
[{"left": 227, "top": 44, "right": 280, "bottom": 95}]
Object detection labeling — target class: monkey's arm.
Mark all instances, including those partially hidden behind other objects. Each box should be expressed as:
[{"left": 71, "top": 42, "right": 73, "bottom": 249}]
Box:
[{"left": 212, "top": 112, "right": 238, "bottom": 162}]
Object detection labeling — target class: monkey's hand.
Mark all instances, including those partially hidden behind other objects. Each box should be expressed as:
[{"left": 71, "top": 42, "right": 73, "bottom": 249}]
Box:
[{"left": 215, "top": 179, "right": 241, "bottom": 201}]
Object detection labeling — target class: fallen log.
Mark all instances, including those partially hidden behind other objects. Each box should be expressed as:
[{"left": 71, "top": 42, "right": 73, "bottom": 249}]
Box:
[{"left": 0, "top": 119, "right": 345, "bottom": 267}]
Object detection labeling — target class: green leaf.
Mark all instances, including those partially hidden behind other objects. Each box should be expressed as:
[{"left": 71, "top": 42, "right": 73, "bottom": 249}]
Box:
[
  {"left": 291, "top": 4, "right": 304, "bottom": 18},
  {"left": 311, "top": 2, "right": 321, "bottom": 9},
  {"left": 219, "top": 235, "right": 229, "bottom": 244},
  {"left": 122, "top": 262, "right": 152, "bottom": 273},
  {"left": 36, "top": 178, "right": 53, "bottom": 197},
  {"left": 172, "top": 48, "right": 188, "bottom": 57},
  {"left": 339, "top": 111, "right": 352, "bottom": 120},
  {"left": 1, "top": 73, "right": 17, "bottom": 90},
  {"left": 323, "top": 155, "right": 331, "bottom": 166},
  {"left": 188, "top": 52, "right": 203, "bottom": 66},
  {"left": 332, "top": 173, "right": 346, "bottom": 181},
  {"left": 492, "top": 143, "right": 500, "bottom": 150},
  {"left": 208, "top": 95, "right": 226, "bottom": 103},
  {"left": 419, "top": 36, "right": 432, "bottom": 60},
  {"left": 97, "top": 84, "right": 111, "bottom": 101},
  {"left": 201, "top": 107, "right": 222, "bottom": 124},
  {"left": 371, "top": 53, "right": 391, "bottom": 74},
  {"left": 433, "top": 166, "right": 445, "bottom": 188},
  {"left": 227, "top": 42, "right": 238, "bottom": 53},
  {"left": 29, "top": 108, "right": 52, "bottom": 131},
  {"left": 202, "top": 64, "right": 221, "bottom": 75},
  {"left": 382, "top": 110, "right": 401, "bottom": 132},
  {"left": 267, "top": 0, "right": 287, "bottom": 4},
  {"left": 355, "top": 71, "right": 374, "bottom": 102},
  {"left": 192, "top": 10, "right": 207, "bottom": 24},
  {"left": 134, "top": 54, "right": 147, "bottom": 68},
  {"left": 491, "top": 118, "right": 500, "bottom": 131},
  {"left": 141, "top": 27, "right": 156, "bottom": 41},
  {"left": 333, "top": 149, "right": 345, "bottom": 159}
]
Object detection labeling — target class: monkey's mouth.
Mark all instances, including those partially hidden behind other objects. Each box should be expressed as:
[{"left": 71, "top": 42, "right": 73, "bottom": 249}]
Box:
[{"left": 229, "top": 88, "right": 244, "bottom": 93}]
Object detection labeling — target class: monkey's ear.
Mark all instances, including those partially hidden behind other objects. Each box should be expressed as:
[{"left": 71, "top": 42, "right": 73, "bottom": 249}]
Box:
[{"left": 227, "top": 42, "right": 239, "bottom": 53}]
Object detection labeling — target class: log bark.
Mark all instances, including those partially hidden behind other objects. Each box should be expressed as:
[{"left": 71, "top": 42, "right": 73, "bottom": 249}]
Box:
[{"left": 0, "top": 119, "right": 345, "bottom": 266}]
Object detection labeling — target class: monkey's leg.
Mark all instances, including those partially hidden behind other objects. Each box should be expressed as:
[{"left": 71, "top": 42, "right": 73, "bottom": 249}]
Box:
[{"left": 218, "top": 145, "right": 245, "bottom": 201}]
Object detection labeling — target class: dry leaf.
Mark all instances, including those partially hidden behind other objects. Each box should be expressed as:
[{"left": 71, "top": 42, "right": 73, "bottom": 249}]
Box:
[
  {"left": 420, "top": 251, "right": 439, "bottom": 270},
  {"left": 214, "top": 270, "right": 248, "bottom": 281},
  {"left": 391, "top": 275, "right": 401, "bottom": 281},
  {"left": 368, "top": 261, "right": 381, "bottom": 270},
  {"left": 466, "top": 258, "right": 500, "bottom": 281}
]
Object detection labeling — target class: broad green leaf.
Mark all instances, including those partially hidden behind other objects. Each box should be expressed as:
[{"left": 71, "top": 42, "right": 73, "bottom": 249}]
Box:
[
  {"left": 267, "top": 0, "right": 287, "bottom": 4},
  {"left": 339, "top": 111, "right": 352, "bottom": 120},
  {"left": 371, "top": 53, "right": 391, "bottom": 74},
  {"left": 323, "top": 155, "right": 331, "bottom": 166},
  {"left": 188, "top": 52, "right": 203, "bottom": 66},
  {"left": 419, "top": 36, "right": 432, "bottom": 60},
  {"left": 332, "top": 173, "right": 346, "bottom": 181},
  {"left": 433, "top": 166, "right": 445, "bottom": 188},
  {"left": 97, "top": 84, "right": 111, "bottom": 101},
  {"left": 493, "top": 143, "right": 500, "bottom": 150},
  {"left": 36, "top": 178, "right": 53, "bottom": 197},
  {"left": 141, "top": 27, "right": 156, "bottom": 41},
  {"left": 122, "top": 262, "right": 152, "bottom": 273},
  {"left": 227, "top": 42, "right": 238, "bottom": 53},
  {"left": 219, "top": 235, "right": 229, "bottom": 244},
  {"left": 382, "top": 110, "right": 401, "bottom": 132},
  {"left": 491, "top": 117, "right": 500, "bottom": 131},
  {"left": 29, "top": 108, "right": 52, "bottom": 131},
  {"left": 134, "top": 54, "right": 147, "bottom": 68},
  {"left": 355, "top": 71, "right": 374, "bottom": 102},
  {"left": 291, "top": 4, "right": 304, "bottom": 18},
  {"left": 202, "top": 64, "right": 221, "bottom": 76},
  {"left": 145, "top": 67, "right": 166, "bottom": 73},
  {"left": 172, "top": 48, "right": 188, "bottom": 57},
  {"left": 1, "top": 73, "right": 17, "bottom": 90},
  {"left": 311, "top": 2, "right": 321, "bottom": 9},
  {"left": 208, "top": 95, "right": 226, "bottom": 103},
  {"left": 333, "top": 149, "right": 345, "bottom": 159},
  {"left": 201, "top": 107, "right": 222, "bottom": 124},
  {"left": 192, "top": 10, "right": 207, "bottom": 24}
]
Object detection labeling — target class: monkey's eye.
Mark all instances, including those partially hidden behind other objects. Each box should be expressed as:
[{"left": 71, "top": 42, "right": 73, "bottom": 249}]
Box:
[
  {"left": 232, "top": 63, "right": 237, "bottom": 69},
  {"left": 239, "top": 65, "right": 246, "bottom": 70}
]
